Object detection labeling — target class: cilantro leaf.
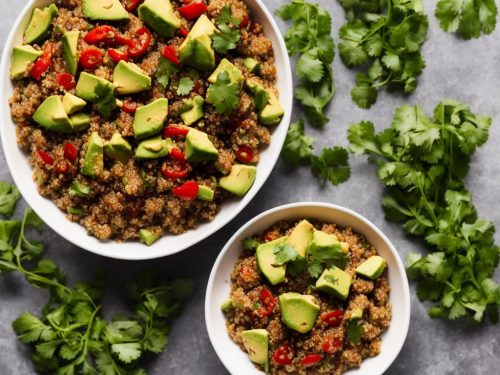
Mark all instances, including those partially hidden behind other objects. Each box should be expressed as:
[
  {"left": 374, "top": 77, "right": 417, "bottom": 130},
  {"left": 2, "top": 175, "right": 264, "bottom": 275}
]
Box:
[
  {"left": 435, "top": 0, "right": 497, "bottom": 39},
  {"left": 216, "top": 5, "right": 241, "bottom": 25},
  {"left": 94, "top": 82, "right": 117, "bottom": 119},
  {"left": 310, "top": 147, "right": 351, "bottom": 186},
  {"left": 156, "top": 57, "right": 179, "bottom": 90},
  {"left": 0, "top": 181, "right": 20, "bottom": 216},
  {"left": 272, "top": 243, "right": 299, "bottom": 266},
  {"left": 295, "top": 49, "right": 324, "bottom": 83},
  {"left": 308, "top": 242, "right": 348, "bottom": 278},
  {"left": 242, "top": 237, "right": 261, "bottom": 250},
  {"left": 281, "top": 120, "right": 314, "bottom": 166},
  {"left": 176, "top": 77, "right": 194, "bottom": 96},
  {"left": 347, "top": 320, "right": 364, "bottom": 345},
  {"left": 206, "top": 71, "right": 240, "bottom": 115},
  {"left": 212, "top": 24, "right": 241, "bottom": 54}
]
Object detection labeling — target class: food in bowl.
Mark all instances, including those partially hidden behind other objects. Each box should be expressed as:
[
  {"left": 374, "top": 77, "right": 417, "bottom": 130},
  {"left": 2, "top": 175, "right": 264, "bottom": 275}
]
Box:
[
  {"left": 8, "top": 0, "right": 284, "bottom": 243},
  {"left": 222, "top": 219, "right": 391, "bottom": 374}
]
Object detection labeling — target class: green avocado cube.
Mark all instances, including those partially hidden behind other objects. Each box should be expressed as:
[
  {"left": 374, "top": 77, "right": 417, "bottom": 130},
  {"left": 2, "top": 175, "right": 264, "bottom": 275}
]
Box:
[
  {"left": 69, "top": 113, "right": 91, "bottom": 132},
  {"left": 33, "top": 95, "right": 73, "bottom": 133},
  {"left": 279, "top": 292, "right": 320, "bottom": 334},
  {"left": 356, "top": 256, "right": 387, "bottom": 279},
  {"left": 63, "top": 93, "right": 86, "bottom": 115},
  {"left": 139, "top": 229, "right": 161, "bottom": 246},
  {"left": 286, "top": 220, "right": 314, "bottom": 259},
  {"left": 179, "top": 15, "right": 216, "bottom": 71},
  {"left": 24, "top": 4, "right": 58, "bottom": 44},
  {"left": 180, "top": 96, "right": 204, "bottom": 126},
  {"left": 82, "top": 0, "right": 129, "bottom": 21},
  {"left": 82, "top": 132, "right": 104, "bottom": 178},
  {"left": 350, "top": 307, "right": 364, "bottom": 321},
  {"left": 113, "top": 61, "right": 151, "bottom": 95},
  {"left": 185, "top": 128, "right": 218, "bottom": 163},
  {"left": 104, "top": 133, "right": 133, "bottom": 163},
  {"left": 316, "top": 267, "right": 352, "bottom": 300},
  {"left": 133, "top": 98, "right": 168, "bottom": 139},
  {"left": 221, "top": 298, "right": 233, "bottom": 311},
  {"left": 196, "top": 185, "right": 214, "bottom": 201},
  {"left": 10, "top": 45, "right": 43, "bottom": 80},
  {"left": 76, "top": 73, "right": 114, "bottom": 102},
  {"left": 260, "top": 93, "right": 284, "bottom": 125},
  {"left": 208, "top": 58, "right": 244, "bottom": 87},
  {"left": 256, "top": 237, "right": 287, "bottom": 285},
  {"left": 135, "top": 136, "right": 173, "bottom": 160},
  {"left": 138, "top": 0, "right": 181, "bottom": 37},
  {"left": 219, "top": 164, "right": 256, "bottom": 197},
  {"left": 62, "top": 31, "right": 80, "bottom": 76},
  {"left": 241, "top": 329, "right": 269, "bottom": 366},
  {"left": 243, "top": 57, "right": 261, "bottom": 73}
]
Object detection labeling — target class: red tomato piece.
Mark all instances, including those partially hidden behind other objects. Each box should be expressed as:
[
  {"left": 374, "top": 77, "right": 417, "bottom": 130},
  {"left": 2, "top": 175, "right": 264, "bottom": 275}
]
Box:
[
  {"left": 36, "top": 150, "right": 54, "bottom": 166},
  {"left": 56, "top": 73, "right": 76, "bottom": 90},
  {"left": 79, "top": 47, "right": 104, "bottom": 69},
  {"left": 239, "top": 16, "right": 250, "bottom": 29},
  {"left": 124, "top": 0, "right": 142, "bottom": 12},
  {"left": 273, "top": 343, "right": 293, "bottom": 365},
  {"left": 63, "top": 143, "right": 78, "bottom": 163},
  {"left": 321, "top": 309, "right": 344, "bottom": 327},
  {"left": 178, "top": 27, "right": 189, "bottom": 37},
  {"left": 300, "top": 354, "right": 324, "bottom": 367},
  {"left": 108, "top": 48, "right": 130, "bottom": 62},
  {"left": 161, "top": 160, "right": 189, "bottom": 180},
  {"left": 84, "top": 25, "right": 117, "bottom": 45},
  {"left": 235, "top": 145, "right": 254, "bottom": 163},
  {"left": 162, "top": 46, "right": 181, "bottom": 65},
  {"left": 121, "top": 100, "right": 138, "bottom": 114},
  {"left": 127, "top": 27, "right": 151, "bottom": 58},
  {"left": 178, "top": 3, "right": 208, "bottom": 20},
  {"left": 322, "top": 338, "right": 342, "bottom": 355},
  {"left": 163, "top": 125, "right": 189, "bottom": 138},
  {"left": 172, "top": 181, "right": 199, "bottom": 200},
  {"left": 170, "top": 147, "right": 186, "bottom": 162},
  {"left": 54, "top": 161, "right": 70, "bottom": 174},
  {"left": 30, "top": 43, "right": 54, "bottom": 81},
  {"left": 256, "top": 288, "right": 276, "bottom": 317}
]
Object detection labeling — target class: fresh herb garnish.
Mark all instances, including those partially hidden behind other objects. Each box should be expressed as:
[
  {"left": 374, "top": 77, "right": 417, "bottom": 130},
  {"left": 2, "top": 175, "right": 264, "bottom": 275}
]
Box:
[
  {"left": 281, "top": 120, "right": 351, "bottom": 186},
  {"left": 206, "top": 71, "right": 240, "bottom": 115},
  {"left": 212, "top": 6, "right": 241, "bottom": 54},
  {"left": 347, "top": 319, "right": 364, "bottom": 344},
  {"left": 216, "top": 6, "right": 241, "bottom": 25},
  {"left": 435, "top": 0, "right": 497, "bottom": 39},
  {"left": 68, "top": 181, "right": 91, "bottom": 197},
  {"left": 94, "top": 82, "right": 117, "bottom": 118},
  {"left": 308, "top": 242, "right": 348, "bottom": 278},
  {"left": 242, "top": 237, "right": 261, "bottom": 250},
  {"left": 156, "top": 56, "right": 179, "bottom": 90},
  {"left": 0, "top": 181, "right": 20, "bottom": 216},
  {"left": 0, "top": 206, "right": 193, "bottom": 373},
  {"left": 276, "top": 0, "right": 335, "bottom": 128},
  {"left": 348, "top": 99, "right": 500, "bottom": 323},
  {"left": 272, "top": 243, "right": 299, "bottom": 266},
  {"left": 339, "top": 0, "right": 429, "bottom": 109},
  {"left": 177, "top": 77, "right": 195, "bottom": 96}
]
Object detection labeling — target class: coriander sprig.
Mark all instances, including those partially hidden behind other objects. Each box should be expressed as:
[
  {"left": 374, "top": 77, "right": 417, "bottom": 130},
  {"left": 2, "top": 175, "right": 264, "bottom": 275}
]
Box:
[{"left": 348, "top": 99, "right": 500, "bottom": 323}]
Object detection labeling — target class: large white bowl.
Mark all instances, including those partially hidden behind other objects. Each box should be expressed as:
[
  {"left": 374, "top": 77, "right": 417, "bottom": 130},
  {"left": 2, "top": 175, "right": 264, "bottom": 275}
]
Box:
[
  {"left": 206, "top": 202, "right": 411, "bottom": 375},
  {"left": 0, "top": 0, "right": 293, "bottom": 260}
]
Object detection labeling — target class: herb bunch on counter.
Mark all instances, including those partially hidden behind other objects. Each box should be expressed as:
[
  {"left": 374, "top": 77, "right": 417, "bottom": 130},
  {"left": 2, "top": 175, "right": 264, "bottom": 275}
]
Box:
[
  {"left": 0, "top": 188, "right": 192, "bottom": 374},
  {"left": 339, "top": 0, "right": 429, "bottom": 109},
  {"left": 348, "top": 100, "right": 500, "bottom": 323}
]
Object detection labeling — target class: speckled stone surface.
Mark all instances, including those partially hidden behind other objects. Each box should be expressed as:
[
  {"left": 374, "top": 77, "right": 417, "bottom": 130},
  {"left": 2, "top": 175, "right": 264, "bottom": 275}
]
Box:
[{"left": 1, "top": 1, "right": 500, "bottom": 374}]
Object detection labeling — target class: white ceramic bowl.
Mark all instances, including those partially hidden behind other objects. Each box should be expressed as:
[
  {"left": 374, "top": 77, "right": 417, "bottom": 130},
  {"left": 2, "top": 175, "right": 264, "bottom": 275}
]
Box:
[
  {"left": 0, "top": 0, "right": 293, "bottom": 260},
  {"left": 206, "top": 202, "right": 410, "bottom": 375}
]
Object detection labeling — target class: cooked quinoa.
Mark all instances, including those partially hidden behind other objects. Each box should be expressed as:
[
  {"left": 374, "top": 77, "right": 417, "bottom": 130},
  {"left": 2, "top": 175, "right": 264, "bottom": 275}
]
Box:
[
  {"left": 9, "top": 0, "right": 280, "bottom": 242},
  {"left": 224, "top": 220, "right": 392, "bottom": 374}
]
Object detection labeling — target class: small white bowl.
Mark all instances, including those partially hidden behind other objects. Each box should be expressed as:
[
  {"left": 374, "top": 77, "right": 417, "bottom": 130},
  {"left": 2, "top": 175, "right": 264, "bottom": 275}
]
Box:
[
  {"left": 0, "top": 0, "right": 293, "bottom": 259},
  {"left": 205, "top": 202, "right": 410, "bottom": 375}
]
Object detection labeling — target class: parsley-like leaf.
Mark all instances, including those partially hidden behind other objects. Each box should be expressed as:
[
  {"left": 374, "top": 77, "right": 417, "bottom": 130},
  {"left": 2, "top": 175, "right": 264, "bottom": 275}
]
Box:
[
  {"left": 310, "top": 147, "right": 351, "bottom": 186},
  {"left": 156, "top": 57, "right": 179, "bottom": 90},
  {"left": 272, "top": 243, "right": 299, "bottom": 266},
  {"left": 216, "top": 6, "right": 240, "bottom": 26},
  {"left": 212, "top": 24, "right": 241, "bottom": 54},
  {"left": 176, "top": 77, "right": 194, "bottom": 96},
  {"left": 94, "top": 82, "right": 117, "bottom": 118},
  {"left": 242, "top": 237, "right": 261, "bottom": 250},
  {"left": 0, "top": 181, "right": 20, "bottom": 216},
  {"left": 281, "top": 120, "right": 314, "bottom": 166},
  {"left": 347, "top": 320, "right": 364, "bottom": 345},
  {"left": 206, "top": 71, "right": 240, "bottom": 115}
]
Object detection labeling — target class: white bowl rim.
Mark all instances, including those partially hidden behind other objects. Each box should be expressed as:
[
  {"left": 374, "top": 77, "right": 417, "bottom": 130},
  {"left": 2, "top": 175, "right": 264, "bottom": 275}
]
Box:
[
  {"left": 205, "top": 201, "right": 411, "bottom": 375},
  {"left": 0, "top": 0, "right": 293, "bottom": 260}
]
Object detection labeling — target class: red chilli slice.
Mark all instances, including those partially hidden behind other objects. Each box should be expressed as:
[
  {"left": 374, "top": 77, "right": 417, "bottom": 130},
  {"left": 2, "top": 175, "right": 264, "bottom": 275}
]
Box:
[
  {"left": 273, "top": 343, "right": 293, "bottom": 365},
  {"left": 30, "top": 43, "right": 54, "bottom": 81},
  {"left": 56, "top": 73, "right": 76, "bottom": 90},
  {"left": 172, "top": 181, "right": 199, "bottom": 200},
  {"left": 300, "top": 354, "right": 324, "bottom": 367},
  {"left": 63, "top": 143, "right": 78, "bottom": 163},
  {"left": 169, "top": 147, "right": 186, "bottom": 162},
  {"left": 235, "top": 145, "right": 254, "bottom": 163},
  {"left": 108, "top": 48, "right": 130, "bottom": 63},
  {"left": 162, "top": 45, "right": 181, "bottom": 65},
  {"left": 79, "top": 47, "right": 104, "bottom": 69},
  {"left": 127, "top": 27, "right": 151, "bottom": 58},
  {"left": 161, "top": 160, "right": 189, "bottom": 180},
  {"left": 178, "top": 3, "right": 208, "bottom": 20},
  {"left": 321, "top": 309, "right": 344, "bottom": 327},
  {"left": 36, "top": 150, "right": 54, "bottom": 166},
  {"left": 163, "top": 125, "right": 189, "bottom": 138},
  {"left": 322, "top": 337, "right": 342, "bottom": 354}
]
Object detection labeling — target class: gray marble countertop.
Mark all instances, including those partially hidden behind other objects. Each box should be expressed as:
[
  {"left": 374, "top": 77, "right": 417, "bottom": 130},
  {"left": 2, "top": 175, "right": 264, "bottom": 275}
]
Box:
[{"left": 1, "top": 1, "right": 499, "bottom": 374}]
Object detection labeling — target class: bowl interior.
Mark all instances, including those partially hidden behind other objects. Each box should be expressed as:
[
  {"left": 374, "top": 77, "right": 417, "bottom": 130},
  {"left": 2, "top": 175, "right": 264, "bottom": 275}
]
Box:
[
  {"left": 205, "top": 203, "right": 410, "bottom": 375},
  {"left": 0, "top": 0, "right": 293, "bottom": 260}
]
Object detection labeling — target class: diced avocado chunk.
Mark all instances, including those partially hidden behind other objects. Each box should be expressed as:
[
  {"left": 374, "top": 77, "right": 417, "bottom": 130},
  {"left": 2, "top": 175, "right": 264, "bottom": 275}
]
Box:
[
  {"left": 310, "top": 230, "right": 342, "bottom": 252},
  {"left": 208, "top": 58, "right": 244, "bottom": 87},
  {"left": 197, "top": 185, "right": 214, "bottom": 201},
  {"left": 279, "top": 293, "right": 320, "bottom": 334},
  {"left": 179, "top": 15, "right": 216, "bottom": 71},
  {"left": 287, "top": 220, "right": 314, "bottom": 259},
  {"left": 350, "top": 308, "right": 363, "bottom": 321},
  {"left": 139, "top": 229, "right": 161, "bottom": 246},
  {"left": 33, "top": 95, "right": 72, "bottom": 132},
  {"left": 316, "top": 267, "right": 352, "bottom": 300},
  {"left": 24, "top": 4, "right": 58, "bottom": 44},
  {"left": 69, "top": 181, "right": 91, "bottom": 197},
  {"left": 104, "top": 133, "right": 133, "bottom": 163},
  {"left": 69, "top": 113, "right": 91, "bottom": 132},
  {"left": 62, "top": 31, "right": 79, "bottom": 75},
  {"left": 241, "top": 329, "right": 269, "bottom": 366},
  {"left": 133, "top": 98, "right": 168, "bottom": 139},
  {"left": 83, "top": 132, "right": 104, "bottom": 178},
  {"left": 243, "top": 57, "right": 260, "bottom": 73},
  {"left": 76, "top": 73, "right": 114, "bottom": 102},
  {"left": 260, "top": 93, "right": 284, "bottom": 125},
  {"left": 82, "top": 0, "right": 129, "bottom": 21},
  {"left": 113, "top": 61, "right": 151, "bottom": 95},
  {"left": 10, "top": 45, "right": 43, "bottom": 80},
  {"left": 138, "top": 0, "right": 180, "bottom": 37},
  {"left": 256, "top": 237, "right": 287, "bottom": 285},
  {"left": 63, "top": 93, "right": 87, "bottom": 115},
  {"left": 219, "top": 165, "right": 256, "bottom": 197},
  {"left": 356, "top": 256, "right": 387, "bottom": 279},
  {"left": 180, "top": 96, "right": 204, "bottom": 126},
  {"left": 135, "top": 136, "right": 173, "bottom": 160},
  {"left": 221, "top": 298, "right": 233, "bottom": 311},
  {"left": 185, "top": 128, "right": 218, "bottom": 163}
]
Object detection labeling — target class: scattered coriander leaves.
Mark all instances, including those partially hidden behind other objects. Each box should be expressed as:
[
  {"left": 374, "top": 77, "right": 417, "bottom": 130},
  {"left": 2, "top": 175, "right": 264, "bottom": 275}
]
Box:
[
  {"left": 348, "top": 99, "right": 500, "bottom": 323},
  {"left": 242, "top": 237, "right": 261, "bottom": 250},
  {"left": 435, "top": 0, "right": 497, "bottom": 39},
  {"left": 1, "top": 206, "right": 193, "bottom": 373},
  {"left": 177, "top": 77, "right": 195, "bottom": 96},
  {"left": 156, "top": 57, "right": 179, "bottom": 90},
  {"left": 281, "top": 120, "right": 350, "bottom": 186},
  {"left": 276, "top": 0, "right": 335, "bottom": 128},
  {"left": 0, "top": 181, "right": 20, "bottom": 216},
  {"left": 339, "top": 0, "right": 429, "bottom": 109},
  {"left": 216, "top": 6, "right": 241, "bottom": 25},
  {"left": 347, "top": 319, "right": 364, "bottom": 344},
  {"left": 212, "top": 7, "right": 241, "bottom": 54},
  {"left": 308, "top": 242, "right": 348, "bottom": 278},
  {"left": 272, "top": 243, "right": 299, "bottom": 266},
  {"left": 206, "top": 71, "right": 240, "bottom": 115},
  {"left": 68, "top": 181, "right": 91, "bottom": 197},
  {"left": 94, "top": 82, "right": 117, "bottom": 118}
]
